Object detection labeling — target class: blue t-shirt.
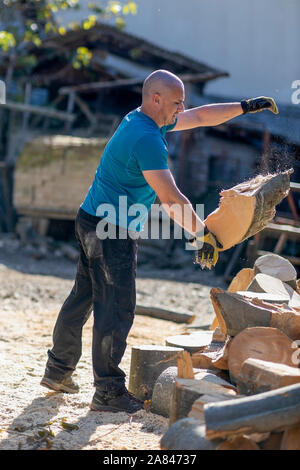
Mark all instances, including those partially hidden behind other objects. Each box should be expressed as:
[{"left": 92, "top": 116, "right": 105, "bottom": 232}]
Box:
[{"left": 81, "top": 107, "right": 177, "bottom": 231}]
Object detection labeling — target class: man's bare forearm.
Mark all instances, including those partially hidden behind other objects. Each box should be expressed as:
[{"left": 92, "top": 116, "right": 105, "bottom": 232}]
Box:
[
  {"left": 160, "top": 192, "right": 205, "bottom": 236},
  {"left": 195, "top": 102, "right": 243, "bottom": 126}
]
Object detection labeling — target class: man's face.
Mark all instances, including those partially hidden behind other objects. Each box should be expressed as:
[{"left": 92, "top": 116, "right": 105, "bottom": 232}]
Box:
[{"left": 159, "top": 85, "right": 185, "bottom": 126}]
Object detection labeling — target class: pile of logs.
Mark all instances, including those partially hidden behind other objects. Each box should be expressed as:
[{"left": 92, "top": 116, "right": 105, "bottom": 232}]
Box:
[{"left": 128, "top": 252, "right": 300, "bottom": 450}]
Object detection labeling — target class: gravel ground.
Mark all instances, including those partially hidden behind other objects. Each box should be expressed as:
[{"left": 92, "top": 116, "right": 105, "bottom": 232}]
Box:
[{"left": 0, "top": 233, "right": 226, "bottom": 450}]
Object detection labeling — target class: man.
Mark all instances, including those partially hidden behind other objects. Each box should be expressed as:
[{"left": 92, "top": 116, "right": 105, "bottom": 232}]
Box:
[{"left": 41, "top": 70, "right": 278, "bottom": 413}]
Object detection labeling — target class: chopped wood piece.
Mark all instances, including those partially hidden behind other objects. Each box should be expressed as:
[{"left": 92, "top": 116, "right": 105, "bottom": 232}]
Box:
[
  {"left": 151, "top": 366, "right": 178, "bottom": 418},
  {"left": 128, "top": 345, "right": 183, "bottom": 400},
  {"left": 228, "top": 327, "right": 298, "bottom": 384},
  {"left": 204, "top": 171, "right": 291, "bottom": 251},
  {"left": 169, "top": 373, "right": 236, "bottom": 425},
  {"left": 247, "top": 273, "right": 300, "bottom": 308},
  {"left": 217, "top": 435, "right": 260, "bottom": 450},
  {"left": 165, "top": 331, "right": 213, "bottom": 353},
  {"left": 177, "top": 350, "right": 194, "bottom": 379},
  {"left": 227, "top": 268, "right": 255, "bottom": 293},
  {"left": 191, "top": 341, "right": 226, "bottom": 369},
  {"left": 236, "top": 358, "right": 300, "bottom": 395},
  {"left": 210, "top": 289, "right": 300, "bottom": 339},
  {"left": 260, "top": 432, "right": 284, "bottom": 450},
  {"left": 212, "top": 327, "right": 227, "bottom": 343},
  {"left": 135, "top": 305, "right": 195, "bottom": 323},
  {"left": 160, "top": 419, "right": 222, "bottom": 450},
  {"left": 280, "top": 425, "right": 300, "bottom": 450},
  {"left": 188, "top": 392, "right": 240, "bottom": 422},
  {"left": 204, "top": 383, "right": 300, "bottom": 439},
  {"left": 254, "top": 253, "right": 297, "bottom": 289}
]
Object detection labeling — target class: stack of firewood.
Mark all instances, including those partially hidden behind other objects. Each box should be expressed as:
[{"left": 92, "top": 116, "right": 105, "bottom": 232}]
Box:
[{"left": 160, "top": 253, "right": 300, "bottom": 450}]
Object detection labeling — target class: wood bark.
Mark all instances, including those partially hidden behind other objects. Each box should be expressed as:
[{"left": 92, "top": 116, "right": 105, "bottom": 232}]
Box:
[
  {"left": 236, "top": 358, "right": 300, "bottom": 395},
  {"left": 228, "top": 327, "right": 298, "bottom": 384},
  {"left": 188, "top": 392, "right": 240, "bottom": 423},
  {"left": 204, "top": 382, "right": 300, "bottom": 440},
  {"left": 128, "top": 345, "right": 183, "bottom": 400},
  {"left": 191, "top": 341, "right": 228, "bottom": 370},
  {"left": 204, "top": 171, "right": 292, "bottom": 251},
  {"left": 160, "top": 419, "right": 221, "bottom": 450},
  {"left": 177, "top": 350, "right": 194, "bottom": 379}
]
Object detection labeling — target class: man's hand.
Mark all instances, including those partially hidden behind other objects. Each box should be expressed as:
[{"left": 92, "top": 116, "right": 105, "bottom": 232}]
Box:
[
  {"left": 189, "top": 226, "right": 223, "bottom": 270},
  {"left": 241, "top": 97, "right": 279, "bottom": 115}
]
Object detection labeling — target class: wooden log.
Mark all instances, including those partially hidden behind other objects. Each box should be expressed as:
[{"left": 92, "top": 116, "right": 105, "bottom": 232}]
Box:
[
  {"left": 236, "top": 358, "right": 300, "bottom": 395},
  {"left": 254, "top": 253, "right": 297, "bottom": 289},
  {"left": 191, "top": 340, "right": 231, "bottom": 370},
  {"left": 280, "top": 425, "right": 300, "bottom": 450},
  {"left": 210, "top": 289, "right": 300, "bottom": 339},
  {"left": 260, "top": 432, "right": 284, "bottom": 450},
  {"left": 217, "top": 435, "right": 260, "bottom": 450},
  {"left": 169, "top": 373, "right": 236, "bottom": 425},
  {"left": 212, "top": 326, "right": 227, "bottom": 343},
  {"left": 188, "top": 392, "right": 240, "bottom": 423},
  {"left": 128, "top": 345, "right": 183, "bottom": 400},
  {"left": 160, "top": 419, "right": 222, "bottom": 450},
  {"left": 135, "top": 305, "right": 195, "bottom": 324},
  {"left": 165, "top": 331, "right": 213, "bottom": 353},
  {"left": 204, "top": 171, "right": 292, "bottom": 251},
  {"left": 247, "top": 273, "right": 300, "bottom": 307},
  {"left": 227, "top": 268, "right": 255, "bottom": 293},
  {"left": 177, "top": 350, "right": 194, "bottom": 379},
  {"left": 204, "top": 383, "right": 300, "bottom": 440},
  {"left": 151, "top": 366, "right": 178, "bottom": 418},
  {"left": 228, "top": 327, "right": 298, "bottom": 384}
]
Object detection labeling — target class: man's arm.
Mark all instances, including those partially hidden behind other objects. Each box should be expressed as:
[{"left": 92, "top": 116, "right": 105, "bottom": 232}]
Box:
[
  {"left": 142, "top": 168, "right": 204, "bottom": 236},
  {"left": 172, "top": 102, "right": 243, "bottom": 131}
]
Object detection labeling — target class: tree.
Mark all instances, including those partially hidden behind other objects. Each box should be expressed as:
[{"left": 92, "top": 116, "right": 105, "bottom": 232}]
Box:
[{"left": 0, "top": 0, "right": 137, "bottom": 83}]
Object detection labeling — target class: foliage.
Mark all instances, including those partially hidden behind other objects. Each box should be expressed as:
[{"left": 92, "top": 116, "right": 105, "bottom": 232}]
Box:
[{"left": 0, "top": 0, "right": 137, "bottom": 72}]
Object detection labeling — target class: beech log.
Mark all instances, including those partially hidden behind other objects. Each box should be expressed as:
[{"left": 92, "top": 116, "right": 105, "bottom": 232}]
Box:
[
  {"left": 254, "top": 253, "right": 297, "bottom": 289},
  {"left": 165, "top": 331, "right": 213, "bottom": 353},
  {"left": 280, "top": 425, "right": 300, "bottom": 450},
  {"left": 204, "top": 382, "right": 300, "bottom": 439},
  {"left": 236, "top": 358, "right": 300, "bottom": 395},
  {"left": 228, "top": 327, "right": 298, "bottom": 384},
  {"left": 204, "top": 171, "right": 291, "bottom": 251},
  {"left": 135, "top": 305, "right": 195, "bottom": 324},
  {"left": 247, "top": 273, "right": 300, "bottom": 308},
  {"left": 217, "top": 435, "right": 260, "bottom": 450},
  {"left": 210, "top": 289, "right": 300, "bottom": 339},
  {"left": 188, "top": 392, "right": 240, "bottom": 423},
  {"left": 160, "top": 419, "right": 221, "bottom": 450}
]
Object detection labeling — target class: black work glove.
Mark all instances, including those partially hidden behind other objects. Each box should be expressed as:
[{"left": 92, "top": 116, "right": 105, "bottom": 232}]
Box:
[
  {"left": 241, "top": 96, "right": 279, "bottom": 115},
  {"left": 189, "top": 226, "right": 223, "bottom": 270}
]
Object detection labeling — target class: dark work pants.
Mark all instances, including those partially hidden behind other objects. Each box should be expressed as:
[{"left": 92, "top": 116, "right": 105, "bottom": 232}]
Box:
[{"left": 45, "top": 208, "right": 138, "bottom": 394}]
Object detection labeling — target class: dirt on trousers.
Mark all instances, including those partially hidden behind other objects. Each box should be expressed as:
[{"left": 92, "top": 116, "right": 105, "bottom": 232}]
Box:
[{"left": 0, "top": 251, "right": 225, "bottom": 451}]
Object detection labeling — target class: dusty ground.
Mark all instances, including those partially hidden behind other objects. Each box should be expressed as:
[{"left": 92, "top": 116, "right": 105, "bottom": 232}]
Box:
[{"left": 0, "top": 234, "right": 226, "bottom": 450}]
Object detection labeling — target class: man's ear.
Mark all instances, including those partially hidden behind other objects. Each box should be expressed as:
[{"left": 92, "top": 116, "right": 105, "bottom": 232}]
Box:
[{"left": 153, "top": 92, "right": 160, "bottom": 105}]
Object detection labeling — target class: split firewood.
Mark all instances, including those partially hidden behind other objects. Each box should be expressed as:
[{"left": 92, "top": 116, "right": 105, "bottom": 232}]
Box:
[
  {"left": 204, "top": 170, "right": 291, "bottom": 251},
  {"left": 227, "top": 268, "right": 255, "bottom": 293},
  {"left": 247, "top": 273, "right": 300, "bottom": 308},
  {"left": 260, "top": 432, "right": 284, "bottom": 450},
  {"left": 191, "top": 340, "right": 231, "bottom": 370},
  {"left": 254, "top": 253, "right": 297, "bottom": 290},
  {"left": 228, "top": 327, "right": 298, "bottom": 384},
  {"left": 169, "top": 372, "right": 236, "bottom": 425},
  {"left": 188, "top": 392, "right": 240, "bottom": 423},
  {"left": 236, "top": 358, "right": 300, "bottom": 395},
  {"left": 204, "top": 382, "right": 300, "bottom": 440},
  {"left": 216, "top": 435, "right": 260, "bottom": 450},
  {"left": 210, "top": 289, "right": 300, "bottom": 339},
  {"left": 128, "top": 345, "right": 183, "bottom": 400},
  {"left": 212, "top": 326, "right": 227, "bottom": 343},
  {"left": 177, "top": 350, "right": 194, "bottom": 379},
  {"left": 210, "top": 268, "right": 255, "bottom": 330},
  {"left": 280, "top": 425, "right": 300, "bottom": 450},
  {"left": 160, "top": 419, "right": 222, "bottom": 450}
]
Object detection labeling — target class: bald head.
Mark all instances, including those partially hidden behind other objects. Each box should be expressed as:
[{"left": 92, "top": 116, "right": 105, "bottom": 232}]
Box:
[{"left": 142, "top": 70, "right": 183, "bottom": 100}]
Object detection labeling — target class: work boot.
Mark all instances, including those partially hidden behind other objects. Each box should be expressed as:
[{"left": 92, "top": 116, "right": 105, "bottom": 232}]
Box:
[
  {"left": 90, "top": 389, "right": 144, "bottom": 414},
  {"left": 40, "top": 375, "right": 79, "bottom": 394}
]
